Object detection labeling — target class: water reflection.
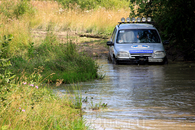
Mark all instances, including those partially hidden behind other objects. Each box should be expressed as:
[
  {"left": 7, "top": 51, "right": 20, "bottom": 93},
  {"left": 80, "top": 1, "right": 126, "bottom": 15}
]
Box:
[{"left": 55, "top": 58, "right": 195, "bottom": 129}]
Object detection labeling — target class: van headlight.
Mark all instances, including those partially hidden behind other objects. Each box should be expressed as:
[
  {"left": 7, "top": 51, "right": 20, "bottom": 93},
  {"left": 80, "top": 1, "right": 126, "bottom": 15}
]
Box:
[
  {"left": 117, "top": 51, "right": 129, "bottom": 57},
  {"left": 152, "top": 51, "right": 165, "bottom": 58}
]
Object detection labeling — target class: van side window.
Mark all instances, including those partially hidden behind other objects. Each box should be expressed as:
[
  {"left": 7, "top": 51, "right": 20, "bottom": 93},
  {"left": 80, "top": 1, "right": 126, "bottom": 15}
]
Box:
[{"left": 111, "top": 28, "right": 117, "bottom": 42}]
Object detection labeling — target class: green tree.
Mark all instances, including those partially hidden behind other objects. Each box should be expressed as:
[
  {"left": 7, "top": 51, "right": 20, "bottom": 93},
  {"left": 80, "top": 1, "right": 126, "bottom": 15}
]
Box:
[{"left": 130, "top": 0, "right": 195, "bottom": 60}]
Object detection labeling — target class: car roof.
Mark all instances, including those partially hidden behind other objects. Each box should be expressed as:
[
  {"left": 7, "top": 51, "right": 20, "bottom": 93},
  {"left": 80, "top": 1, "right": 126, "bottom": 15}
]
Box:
[{"left": 117, "top": 23, "right": 156, "bottom": 30}]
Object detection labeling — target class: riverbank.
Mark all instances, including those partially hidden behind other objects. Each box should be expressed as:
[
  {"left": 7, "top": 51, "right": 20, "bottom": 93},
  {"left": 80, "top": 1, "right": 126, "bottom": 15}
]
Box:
[
  {"left": 0, "top": 0, "right": 129, "bottom": 84},
  {"left": 0, "top": 1, "right": 129, "bottom": 129},
  {"left": 0, "top": 80, "right": 88, "bottom": 129}
]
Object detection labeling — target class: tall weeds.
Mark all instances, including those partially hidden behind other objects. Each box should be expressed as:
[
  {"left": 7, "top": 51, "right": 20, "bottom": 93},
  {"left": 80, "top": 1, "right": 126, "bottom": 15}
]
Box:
[
  {"left": 10, "top": 31, "right": 99, "bottom": 84},
  {"left": 0, "top": 71, "right": 88, "bottom": 130},
  {"left": 29, "top": 0, "right": 130, "bottom": 34},
  {"left": 0, "top": 0, "right": 130, "bottom": 55}
]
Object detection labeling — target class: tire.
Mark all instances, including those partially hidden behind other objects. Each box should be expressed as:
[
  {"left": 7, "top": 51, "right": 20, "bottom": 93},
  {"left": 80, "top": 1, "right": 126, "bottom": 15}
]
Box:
[
  {"left": 162, "top": 56, "right": 168, "bottom": 65},
  {"left": 112, "top": 57, "right": 119, "bottom": 65},
  {"left": 108, "top": 53, "right": 112, "bottom": 61}
]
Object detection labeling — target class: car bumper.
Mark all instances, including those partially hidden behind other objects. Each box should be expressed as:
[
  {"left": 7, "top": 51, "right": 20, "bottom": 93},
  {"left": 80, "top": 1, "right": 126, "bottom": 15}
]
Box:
[{"left": 117, "top": 57, "right": 164, "bottom": 63}]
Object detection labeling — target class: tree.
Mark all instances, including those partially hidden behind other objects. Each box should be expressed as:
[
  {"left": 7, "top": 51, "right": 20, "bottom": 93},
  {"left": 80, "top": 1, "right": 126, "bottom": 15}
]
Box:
[{"left": 130, "top": 0, "right": 195, "bottom": 60}]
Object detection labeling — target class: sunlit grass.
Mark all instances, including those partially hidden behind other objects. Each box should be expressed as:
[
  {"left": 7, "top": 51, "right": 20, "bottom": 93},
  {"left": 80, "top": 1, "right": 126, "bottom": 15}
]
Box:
[
  {"left": 30, "top": 1, "right": 130, "bottom": 33},
  {"left": 0, "top": 81, "right": 88, "bottom": 130},
  {"left": 0, "top": 0, "right": 130, "bottom": 55}
]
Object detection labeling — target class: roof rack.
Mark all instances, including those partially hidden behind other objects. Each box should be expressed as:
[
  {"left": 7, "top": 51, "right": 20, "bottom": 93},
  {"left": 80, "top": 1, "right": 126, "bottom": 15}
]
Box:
[
  {"left": 118, "top": 21, "right": 154, "bottom": 24},
  {"left": 118, "top": 21, "right": 155, "bottom": 27},
  {"left": 118, "top": 17, "right": 155, "bottom": 26}
]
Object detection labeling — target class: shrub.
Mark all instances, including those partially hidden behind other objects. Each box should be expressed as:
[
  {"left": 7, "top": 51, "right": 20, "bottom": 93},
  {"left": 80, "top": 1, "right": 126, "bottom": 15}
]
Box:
[
  {"left": 0, "top": 0, "right": 35, "bottom": 19},
  {"left": 14, "top": 0, "right": 35, "bottom": 19},
  {"left": 57, "top": 0, "right": 130, "bottom": 10}
]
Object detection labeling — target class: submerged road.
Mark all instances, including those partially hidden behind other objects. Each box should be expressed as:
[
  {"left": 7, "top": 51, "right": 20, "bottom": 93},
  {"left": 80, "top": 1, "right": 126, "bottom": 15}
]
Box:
[{"left": 56, "top": 57, "right": 195, "bottom": 130}]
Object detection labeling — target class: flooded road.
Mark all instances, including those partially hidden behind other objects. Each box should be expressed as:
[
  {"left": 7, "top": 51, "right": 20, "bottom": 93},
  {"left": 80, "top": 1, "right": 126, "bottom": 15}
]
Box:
[{"left": 56, "top": 58, "right": 195, "bottom": 129}]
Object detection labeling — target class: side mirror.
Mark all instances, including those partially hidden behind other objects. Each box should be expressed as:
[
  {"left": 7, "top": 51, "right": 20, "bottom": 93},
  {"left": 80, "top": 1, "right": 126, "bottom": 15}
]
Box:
[
  {"left": 163, "top": 40, "right": 169, "bottom": 45},
  {"left": 107, "top": 41, "right": 114, "bottom": 46}
]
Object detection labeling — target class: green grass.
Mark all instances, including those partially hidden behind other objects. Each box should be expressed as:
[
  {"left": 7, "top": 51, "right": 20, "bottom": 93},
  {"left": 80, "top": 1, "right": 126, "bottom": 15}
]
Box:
[
  {"left": 0, "top": 80, "right": 88, "bottom": 130},
  {"left": 57, "top": 0, "right": 130, "bottom": 10},
  {"left": 9, "top": 32, "right": 100, "bottom": 84},
  {"left": 0, "top": 34, "right": 89, "bottom": 130}
]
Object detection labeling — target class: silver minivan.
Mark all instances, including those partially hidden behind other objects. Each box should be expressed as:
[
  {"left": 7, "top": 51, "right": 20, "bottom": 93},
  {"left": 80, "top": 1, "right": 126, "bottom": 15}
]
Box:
[{"left": 107, "top": 17, "right": 169, "bottom": 64}]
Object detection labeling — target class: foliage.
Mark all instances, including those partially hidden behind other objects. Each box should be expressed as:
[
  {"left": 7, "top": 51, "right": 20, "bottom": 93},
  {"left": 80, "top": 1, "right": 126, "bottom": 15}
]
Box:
[
  {"left": 28, "top": 42, "right": 35, "bottom": 58},
  {"left": 0, "top": 34, "right": 15, "bottom": 86},
  {"left": 1, "top": 34, "right": 13, "bottom": 58},
  {"left": 0, "top": 0, "right": 16, "bottom": 19},
  {"left": 71, "top": 85, "right": 82, "bottom": 109},
  {"left": 0, "top": 0, "right": 35, "bottom": 19},
  {"left": 14, "top": 0, "right": 35, "bottom": 19},
  {"left": 57, "top": 0, "right": 130, "bottom": 10},
  {"left": 0, "top": 76, "right": 88, "bottom": 130},
  {"left": 0, "top": 35, "right": 15, "bottom": 111},
  {"left": 0, "top": 33, "right": 88, "bottom": 130},
  {"left": 130, "top": 0, "right": 195, "bottom": 60},
  {"left": 0, "top": 59, "right": 15, "bottom": 87},
  {"left": 82, "top": 95, "right": 108, "bottom": 110},
  {"left": 10, "top": 32, "right": 99, "bottom": 84}
]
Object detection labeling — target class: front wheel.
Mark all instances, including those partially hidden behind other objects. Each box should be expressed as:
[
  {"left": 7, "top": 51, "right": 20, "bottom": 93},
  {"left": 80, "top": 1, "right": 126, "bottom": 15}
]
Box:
[
  {"left": 112, "top": 57, "right": 119, "bottom": 65},
  {"left": 108, "top": 53, "right": 112, "bottom": 61},
  {"left": 162, "top": 56, "right": 168, "bottom": 65}
]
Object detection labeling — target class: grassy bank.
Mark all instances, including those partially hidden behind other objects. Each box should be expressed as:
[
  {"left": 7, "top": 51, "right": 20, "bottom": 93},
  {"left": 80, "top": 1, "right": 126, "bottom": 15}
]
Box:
[
  {"left": 0, "top": 0, "right": 130, "bottom": 129},
  {"left": 10, "top": 33, "right": 99, "bottom": 84},
  {"left": 1, "top": 52, "right": 86, "bottom": 129},
  {"left": 0, "top": 0, "right": 129, "bottom": 83},
  {"left": 0, "top": 73, "right": 87, "bottom": 129}
]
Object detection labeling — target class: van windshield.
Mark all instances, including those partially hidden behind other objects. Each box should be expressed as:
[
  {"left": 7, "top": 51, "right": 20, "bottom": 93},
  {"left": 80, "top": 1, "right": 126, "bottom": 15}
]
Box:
[{"left": 117, "top": 29, "right": 161, "bottom": 43}]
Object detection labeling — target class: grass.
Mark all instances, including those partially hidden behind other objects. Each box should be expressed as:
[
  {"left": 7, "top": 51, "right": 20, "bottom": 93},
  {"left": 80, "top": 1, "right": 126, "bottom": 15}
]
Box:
[
  {"left": 82, "top": 96, "right": 108, "bottom": 110},
  {"left": 0, "top": 80, "right": 88, "bottom": 130},
  {"left": 0, "top": 0, "right": 130, "bottom": 129},
  {"left": 30, "top": 0, "right": 130, "bottom": 34},
  {"left": 10, "top": 33, "right": 99, "bottom": 84},
  {"left": 0, "top": 0, "right": 130, "bottom": 83},
  {"left": 0, "top": 56, "right": 88, "bottom": 129},
  {"left": 56, "top": 0, "right": 130, "bottom": 10}
]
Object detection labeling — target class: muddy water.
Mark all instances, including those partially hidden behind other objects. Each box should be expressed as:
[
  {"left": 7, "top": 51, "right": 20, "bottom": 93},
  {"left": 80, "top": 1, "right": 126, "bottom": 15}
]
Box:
[{"left": 56, "top": 58, "right": 195, "bottom": 130}]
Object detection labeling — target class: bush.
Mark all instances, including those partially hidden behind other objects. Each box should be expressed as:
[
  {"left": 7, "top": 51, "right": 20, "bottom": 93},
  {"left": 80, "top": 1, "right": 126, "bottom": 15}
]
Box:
[
  {"left": 57, "top": 0, "right": 129, "bottom": 10},
  {"left": 130, "top": 0, "right": 195, "bottom": 60},
  {"left": 0, "top": 0, "right": 35, "bottom": 19},
  {"left": 14, "top": 0, "right": 35, "bottom": 19}
]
